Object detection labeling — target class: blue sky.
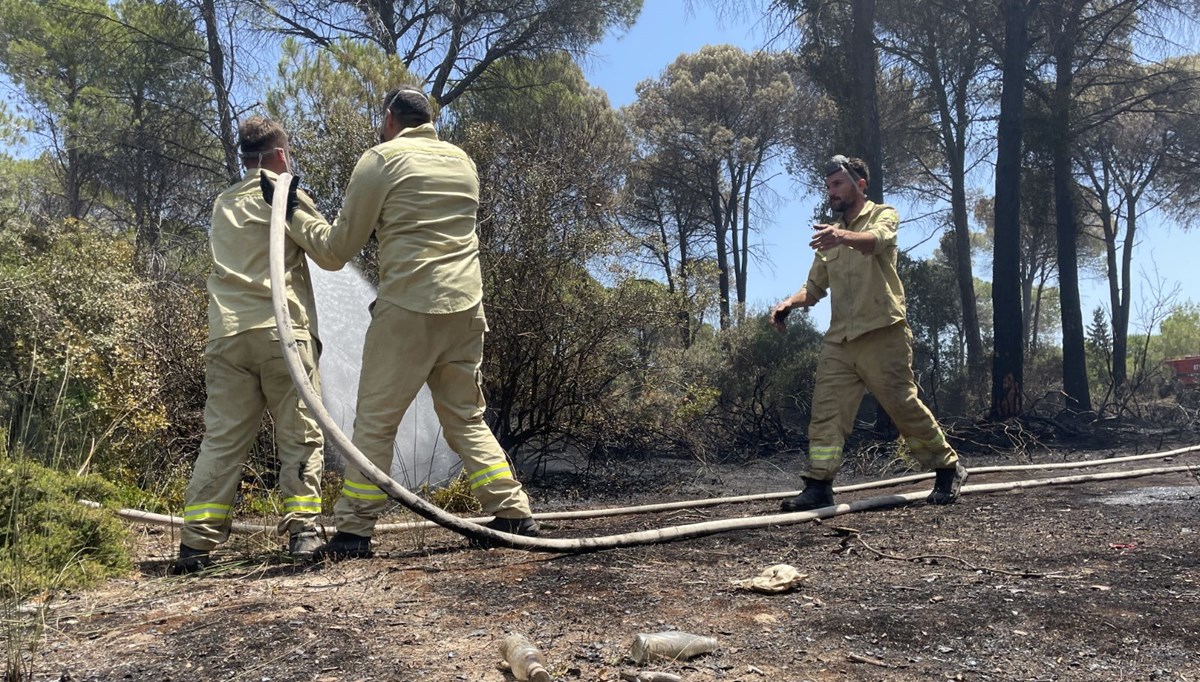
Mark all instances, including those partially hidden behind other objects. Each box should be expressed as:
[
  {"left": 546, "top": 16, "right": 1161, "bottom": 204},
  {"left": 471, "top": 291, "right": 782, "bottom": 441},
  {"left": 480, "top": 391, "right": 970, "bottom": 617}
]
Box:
[{"left": 583, "top": 0, "right": 1200, "bottom": 334}]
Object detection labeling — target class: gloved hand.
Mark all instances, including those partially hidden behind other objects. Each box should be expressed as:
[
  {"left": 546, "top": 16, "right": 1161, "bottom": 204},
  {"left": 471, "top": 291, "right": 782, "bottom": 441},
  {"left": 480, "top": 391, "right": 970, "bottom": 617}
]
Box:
[{"left": 259, "top": 170, "right": 300, "bottom": 220}]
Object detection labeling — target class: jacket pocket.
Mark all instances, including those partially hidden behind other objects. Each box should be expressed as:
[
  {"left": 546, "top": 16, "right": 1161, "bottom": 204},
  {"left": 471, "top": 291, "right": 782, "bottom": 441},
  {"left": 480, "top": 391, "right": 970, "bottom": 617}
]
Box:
[{"left": 817, "top": 246, "right": 842, "bottom": 263}]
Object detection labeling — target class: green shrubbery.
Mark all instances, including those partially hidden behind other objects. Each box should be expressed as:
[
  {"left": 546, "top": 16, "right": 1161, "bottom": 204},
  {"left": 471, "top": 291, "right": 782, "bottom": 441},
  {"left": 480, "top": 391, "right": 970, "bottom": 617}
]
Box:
[
  {"left": 0, "top": 218, "right": 207, "bottom": 495},
  {"left": 578, "top": 308, "right": 824, "bottom": 464},
  {"left": 0, "top": 454, "right": 131, "bottom": 598}
]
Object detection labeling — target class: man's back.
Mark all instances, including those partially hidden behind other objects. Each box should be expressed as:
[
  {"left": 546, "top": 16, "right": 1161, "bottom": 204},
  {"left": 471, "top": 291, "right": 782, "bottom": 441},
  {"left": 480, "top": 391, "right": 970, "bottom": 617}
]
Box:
[
  {"left": 207, "top": 171, "right": 320, "bottom": 341},
  {"left": 364, "top": 123, "right": 483, "bottom": 315}
]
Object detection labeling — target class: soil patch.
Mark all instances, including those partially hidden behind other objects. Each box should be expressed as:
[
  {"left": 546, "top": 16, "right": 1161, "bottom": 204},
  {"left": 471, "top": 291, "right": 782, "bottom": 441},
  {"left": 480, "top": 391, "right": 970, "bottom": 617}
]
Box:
[{"left": 26, "top": 445, "right": 1200, "bottom": 681}]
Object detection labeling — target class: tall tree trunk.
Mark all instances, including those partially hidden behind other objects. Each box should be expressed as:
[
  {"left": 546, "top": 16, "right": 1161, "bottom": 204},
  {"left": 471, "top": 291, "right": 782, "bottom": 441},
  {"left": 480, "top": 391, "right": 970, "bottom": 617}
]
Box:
[
  {"left": 1051, "top": 18, "right": 1091, "bottom": 414},
  {"left": 849, "top": 0, "right": 883, "bottom": 203},
  {"left": 1021, "top": 269, "right": 1036, "bottom": 347},
  {"left": 1113, "top": 194, "right": 1138, "bottom": 387},
  {"left": 738, "top": 185, "right": 750, "bottom": 310},
  {"left": 916, "top": 24, "right": 985, "bottom": 386},
  {"left": 200, "top": 0, "right": 240, "bottom": 184},
  {"left": 1031, "top": 279, "right": 1046, "bottom": 355},
  {"left": 710, "top": 169, "right": 731, "bottom": 330},
  {"left": 678, "top": 227, "right": 692, "bottom": 347},
  {"left": 846, "top": 0, "right": 893, "bottom": 434},
  {"left": 729, "top": 189, "right": 742, "bottom": 323},
  {"left": 673, "top": 202, "right": 693, "bottom": 347},
  {"left": 947, "top": 123, "right": 984, "bottom": 385},
  {"left": 737, "top": 155, "right": 762, "bottom": 317},
  {"left": 1100, "top": 194, "right": 1122, "bottom": 387},
  {"left": 990, "top": 0, "right": 1031, "bottom": 420},
  {"left": 949, "top": 70, "right": 985, "bottom": 384}
]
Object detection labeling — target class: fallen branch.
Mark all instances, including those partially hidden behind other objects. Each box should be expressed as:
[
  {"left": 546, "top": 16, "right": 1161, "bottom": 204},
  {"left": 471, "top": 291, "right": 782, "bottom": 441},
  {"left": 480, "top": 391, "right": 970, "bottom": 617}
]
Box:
[{"left": 847, "top": 653, "right": 895, "bottom": 668}]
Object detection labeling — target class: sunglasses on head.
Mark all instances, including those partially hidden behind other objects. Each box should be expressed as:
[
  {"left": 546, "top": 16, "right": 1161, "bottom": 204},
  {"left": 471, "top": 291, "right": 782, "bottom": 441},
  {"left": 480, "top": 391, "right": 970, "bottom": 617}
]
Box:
[
  {"left": 824, "top": 155, "right": 862, "bottom": 182},
  {"left": 379, "top": 86, "right": 427, "bottom": 142}
]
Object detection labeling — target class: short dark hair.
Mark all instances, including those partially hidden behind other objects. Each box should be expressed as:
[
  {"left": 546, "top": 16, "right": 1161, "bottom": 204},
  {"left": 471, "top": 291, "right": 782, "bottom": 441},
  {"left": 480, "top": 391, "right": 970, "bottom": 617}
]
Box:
[
  {"left": 238, "top": 116, "right": 287, "bottom": 156},
  {"left": 383, "top": 86, "right": 433, "bottom": 128},
  {"left": 824, "top": 155, "right": 869, "bottom": 187}
]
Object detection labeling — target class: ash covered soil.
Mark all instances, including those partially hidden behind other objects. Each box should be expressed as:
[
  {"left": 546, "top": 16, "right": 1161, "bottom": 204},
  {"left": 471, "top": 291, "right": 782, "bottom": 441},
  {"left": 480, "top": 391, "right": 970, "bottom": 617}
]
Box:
[{"left": 32, "top": 443, "right": 1200, "bottom": 682}]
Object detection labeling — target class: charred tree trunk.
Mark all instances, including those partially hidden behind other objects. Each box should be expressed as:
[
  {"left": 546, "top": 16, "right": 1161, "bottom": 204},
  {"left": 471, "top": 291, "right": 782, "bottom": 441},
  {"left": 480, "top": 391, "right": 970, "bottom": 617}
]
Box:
[
  {"left": 710, "top": 168, "right": 731, "bottom": 330},
  {"left": 200, "top": 0, "right": 241, "bottom": 184},
  {"left": 850, "top": 0, "right": 883, "bottom": 204},
  {"left": 1051, "top": 14, "right": 1091, "bottom": 414},
  {"left": 990, "top": 0, "right": 1033, "bottom": 420},
  {"left": 939, "top": 79, "right": 985, "bottom": 386},
  {"left": 1112, "top": 192, "right": 1138, "bottom": 387}
]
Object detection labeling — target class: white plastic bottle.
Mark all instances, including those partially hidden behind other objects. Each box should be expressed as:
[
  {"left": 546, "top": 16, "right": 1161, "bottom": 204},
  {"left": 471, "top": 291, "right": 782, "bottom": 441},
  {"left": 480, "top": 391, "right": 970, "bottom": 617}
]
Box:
[
  {"left": 499, "top": 633, "right": 552, "bottom": 682},
  {"left": 629, "top": 631, "right": 718, "bottom": 664}
]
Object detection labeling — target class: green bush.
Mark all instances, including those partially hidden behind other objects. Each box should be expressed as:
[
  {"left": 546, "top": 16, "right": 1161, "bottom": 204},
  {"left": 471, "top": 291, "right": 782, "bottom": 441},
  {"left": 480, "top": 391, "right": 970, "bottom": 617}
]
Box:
[
  {"left": 706, "top": 312, "right": 823, "bottom": 458},
  {"left": 423, "top": 471, "right": 483, "bottom": 516},
  {"left": 0, "top": 454, "right": 131, "bottom": 598},
  {"left": 583, "top": 308, "right": 824, "bottom": 463},
  {"left": 0, "top": 216, "right": 207, "bottom": 495}
]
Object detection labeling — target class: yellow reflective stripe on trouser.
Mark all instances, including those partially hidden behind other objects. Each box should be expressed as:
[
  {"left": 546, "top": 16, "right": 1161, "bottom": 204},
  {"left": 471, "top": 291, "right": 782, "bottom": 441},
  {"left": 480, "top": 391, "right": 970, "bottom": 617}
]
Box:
[
  {"left": 183, "top": 503, "right": 232, "bottom": 522},
  {"left": 469, "top": 462, "right": 513, "bottom": 490},
  {"left": 809, "top": 446, "right": 843, "bottom": 461},
  {"left": 284, "top": 495, "right": 322, "bottom": 513},
  {"left": 342, "top": 480, "right": 388, "bottom": 501}
]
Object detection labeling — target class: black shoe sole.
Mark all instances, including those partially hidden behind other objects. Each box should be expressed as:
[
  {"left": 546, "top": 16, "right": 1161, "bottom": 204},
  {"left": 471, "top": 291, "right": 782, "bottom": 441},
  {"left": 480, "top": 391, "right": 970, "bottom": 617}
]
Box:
[
  {"left": 311, "top": 548, "right": 373, "bottom": 562},
  {"left": 170, "top": 560, "right": 214, "bottom": 575},
  {"left": 780, "top": 498, "right": 835, "bottom": 513}
]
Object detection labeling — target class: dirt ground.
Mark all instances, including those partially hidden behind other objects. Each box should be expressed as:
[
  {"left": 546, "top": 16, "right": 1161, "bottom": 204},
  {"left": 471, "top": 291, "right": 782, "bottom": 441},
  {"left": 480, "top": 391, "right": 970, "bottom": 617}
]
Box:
[{"left": 25, "top": 442, "right": 1200, "bottom": 682}]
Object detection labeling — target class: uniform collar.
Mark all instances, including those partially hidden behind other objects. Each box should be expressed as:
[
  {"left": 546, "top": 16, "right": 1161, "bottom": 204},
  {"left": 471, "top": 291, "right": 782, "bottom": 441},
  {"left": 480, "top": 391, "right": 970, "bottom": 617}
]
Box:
[
  {"left": 244, "top": 168, "right": 278, "bottom": 182},
  {"left": 841, "top": 199, "right": 876, "bottom": 228},
  {"left": 394, "top": 122, "right": 438, "bottom": 141}
]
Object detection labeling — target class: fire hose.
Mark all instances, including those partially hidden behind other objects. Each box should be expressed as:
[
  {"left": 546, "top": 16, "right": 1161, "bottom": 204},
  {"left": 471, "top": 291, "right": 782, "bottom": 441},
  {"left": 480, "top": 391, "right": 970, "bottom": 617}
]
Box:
[{"left": 80, "top": 176, "right": 1200, "bottom": 553}]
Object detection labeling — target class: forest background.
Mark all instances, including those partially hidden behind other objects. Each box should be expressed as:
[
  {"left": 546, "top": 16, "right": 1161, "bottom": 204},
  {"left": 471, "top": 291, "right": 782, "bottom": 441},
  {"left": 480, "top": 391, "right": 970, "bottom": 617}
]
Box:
[{"left": 2, "top": 0, "right": 1200, "bottom": 597}]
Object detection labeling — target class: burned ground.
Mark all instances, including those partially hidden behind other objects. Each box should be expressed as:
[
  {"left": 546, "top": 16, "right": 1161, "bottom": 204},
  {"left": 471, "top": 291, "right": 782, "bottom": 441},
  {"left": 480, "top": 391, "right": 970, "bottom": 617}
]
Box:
[{"left": 25, "top": 443, "right": 1200, "bottom": 682}]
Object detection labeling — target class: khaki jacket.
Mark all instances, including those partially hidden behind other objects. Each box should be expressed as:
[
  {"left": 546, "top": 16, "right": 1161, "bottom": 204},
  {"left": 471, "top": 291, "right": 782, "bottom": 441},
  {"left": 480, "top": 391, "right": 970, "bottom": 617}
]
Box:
[
  {"left": 206, "top": 170, "right": 335, "bottom": 341},
  {"left": 292, "top": 123, "right": 483, "bottom": 315},
  {"left": 801, "top": 200, "right": 907, "bottom": 342}
]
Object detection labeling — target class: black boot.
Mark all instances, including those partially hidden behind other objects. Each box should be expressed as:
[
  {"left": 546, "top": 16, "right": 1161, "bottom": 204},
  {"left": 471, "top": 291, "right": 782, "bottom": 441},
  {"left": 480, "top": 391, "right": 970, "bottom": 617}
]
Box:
[
  {"left": 470, "top": 516, "right": 540, "bottom": 549},
  {"left": 288, "top": 530, "right": 321, "bottom": 560},
  {"left": 311, "top": 531, "right": 373, "bottom": 561},
  {"left": 171, "top": 543, "right": 214, "bottom": 575},
  {"left": 927, "top": 463, "right": 967, "bottom": 505},
  {"left": 780, "top": 477, "right": 835, "bottom": 512}
]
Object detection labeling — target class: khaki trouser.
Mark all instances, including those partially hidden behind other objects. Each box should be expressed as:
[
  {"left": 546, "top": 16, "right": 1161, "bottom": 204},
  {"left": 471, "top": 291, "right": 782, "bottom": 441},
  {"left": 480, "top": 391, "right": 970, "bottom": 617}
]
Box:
[
  {"left": 333, "top": 301, "right": 532, "bottom": 537},
  {"left": 805, "top": 322, "right": 957, "bottom": 481},
  {"left": 181, "top": 328, "right": 324, "bottom": 550}
]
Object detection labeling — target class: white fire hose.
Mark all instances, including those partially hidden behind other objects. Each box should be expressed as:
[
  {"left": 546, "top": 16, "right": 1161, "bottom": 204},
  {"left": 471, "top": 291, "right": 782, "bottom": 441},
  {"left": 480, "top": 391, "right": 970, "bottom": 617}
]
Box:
[{"left": 85, "top": 174, "right": 1196, "bottom": 554}]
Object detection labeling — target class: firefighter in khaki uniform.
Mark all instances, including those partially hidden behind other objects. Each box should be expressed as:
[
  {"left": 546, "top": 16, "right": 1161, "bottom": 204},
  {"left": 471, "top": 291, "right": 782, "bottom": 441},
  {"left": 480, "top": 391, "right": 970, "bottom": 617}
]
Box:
[
  {"left": 771, "top": 155, "right": 968, "bottom": 511},
  {"left": 265, "top": 86, "right": 537, "bottom": 559},
  {"left": 173, "top": 117, "right": 342, "bottom": 574}
]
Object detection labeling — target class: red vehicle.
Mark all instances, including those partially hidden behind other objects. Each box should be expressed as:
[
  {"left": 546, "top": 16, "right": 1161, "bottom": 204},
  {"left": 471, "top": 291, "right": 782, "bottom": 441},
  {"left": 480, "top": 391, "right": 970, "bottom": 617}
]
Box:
[{"left": 1164, "top": 356, "right": 1200, "bottom": 385}]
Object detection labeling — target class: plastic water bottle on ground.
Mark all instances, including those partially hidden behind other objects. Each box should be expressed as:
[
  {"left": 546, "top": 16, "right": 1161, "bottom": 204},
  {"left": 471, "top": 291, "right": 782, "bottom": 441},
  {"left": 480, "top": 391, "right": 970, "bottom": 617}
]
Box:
[
  {"left": 500, "top": 633, "right": 551, "bottom": 682},
  {"left": 629, "top": 631, "right": 718, "bottom": 664}
]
